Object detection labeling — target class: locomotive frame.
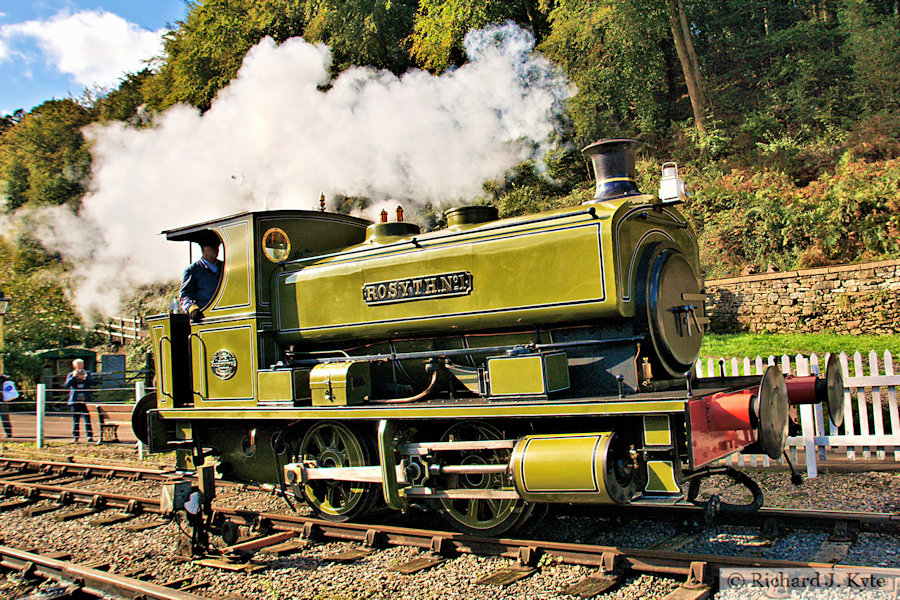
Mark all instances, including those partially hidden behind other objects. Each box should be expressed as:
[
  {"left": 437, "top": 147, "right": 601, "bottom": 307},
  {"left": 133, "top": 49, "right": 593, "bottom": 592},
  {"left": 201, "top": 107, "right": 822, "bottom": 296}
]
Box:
[{"left": 136, "top": 139, "right": 844, "bottom": 537}]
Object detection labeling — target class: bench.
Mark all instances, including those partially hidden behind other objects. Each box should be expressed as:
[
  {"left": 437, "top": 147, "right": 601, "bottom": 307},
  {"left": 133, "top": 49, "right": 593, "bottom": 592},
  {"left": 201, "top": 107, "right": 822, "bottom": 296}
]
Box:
[{"left": 86, "top": 403, "right": 134, "bottom": 443}]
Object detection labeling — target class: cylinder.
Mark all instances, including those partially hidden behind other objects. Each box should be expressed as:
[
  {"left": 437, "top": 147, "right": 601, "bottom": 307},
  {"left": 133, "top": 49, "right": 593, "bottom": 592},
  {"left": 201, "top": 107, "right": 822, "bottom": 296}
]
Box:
[{"left": 510, "top": 432, "right": 636, "bottom": 504}]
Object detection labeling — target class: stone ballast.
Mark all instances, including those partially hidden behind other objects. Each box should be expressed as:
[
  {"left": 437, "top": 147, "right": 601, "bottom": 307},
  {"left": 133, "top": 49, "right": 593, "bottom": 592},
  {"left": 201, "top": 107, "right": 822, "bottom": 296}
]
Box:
[{"left": 703, "top": 259, "right": 900, "bottom": 335}]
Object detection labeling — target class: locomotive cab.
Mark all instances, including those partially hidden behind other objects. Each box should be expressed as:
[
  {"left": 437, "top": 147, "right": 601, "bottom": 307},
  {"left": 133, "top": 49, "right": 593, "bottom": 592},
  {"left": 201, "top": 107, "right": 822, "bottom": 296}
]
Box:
[{"left": 146, "top": 210, "right": 370, "bottom": 413}]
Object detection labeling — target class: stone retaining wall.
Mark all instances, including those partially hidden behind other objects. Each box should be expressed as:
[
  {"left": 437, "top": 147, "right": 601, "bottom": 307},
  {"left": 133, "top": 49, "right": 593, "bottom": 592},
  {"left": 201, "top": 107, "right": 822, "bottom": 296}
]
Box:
[{"left": 703, "top": 259, "right": 900, "bottom": 335}]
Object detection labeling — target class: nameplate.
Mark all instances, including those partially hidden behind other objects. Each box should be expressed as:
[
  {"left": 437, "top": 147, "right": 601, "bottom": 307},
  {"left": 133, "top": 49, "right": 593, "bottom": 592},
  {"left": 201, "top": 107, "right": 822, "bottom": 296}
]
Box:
[{"left": 362, "top": 271, "right": 473, "bottom": 306}]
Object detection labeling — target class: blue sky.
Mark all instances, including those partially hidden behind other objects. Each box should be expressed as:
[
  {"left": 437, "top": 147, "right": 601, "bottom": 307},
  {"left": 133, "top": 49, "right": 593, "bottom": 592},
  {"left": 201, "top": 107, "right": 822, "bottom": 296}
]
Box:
[{"left": 0, "top": 1, "right": 187, "bottom": 116}]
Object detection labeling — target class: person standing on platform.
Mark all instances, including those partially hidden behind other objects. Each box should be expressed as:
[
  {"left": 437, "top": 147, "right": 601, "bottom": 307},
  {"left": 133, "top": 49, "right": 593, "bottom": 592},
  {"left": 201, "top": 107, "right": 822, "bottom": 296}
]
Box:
[
  {"left": 64, "top": 359, "right": 94, "bottom": 442},
  {"left": 0, "top": 374, "right": 17, "bottom": 438}
]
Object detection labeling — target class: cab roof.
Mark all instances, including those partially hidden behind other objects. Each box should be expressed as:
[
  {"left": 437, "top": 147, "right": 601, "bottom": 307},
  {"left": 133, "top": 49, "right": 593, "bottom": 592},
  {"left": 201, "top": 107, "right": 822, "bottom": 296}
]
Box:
[{"left": 162, "top": 210, "right": 371, "bottom": 243}]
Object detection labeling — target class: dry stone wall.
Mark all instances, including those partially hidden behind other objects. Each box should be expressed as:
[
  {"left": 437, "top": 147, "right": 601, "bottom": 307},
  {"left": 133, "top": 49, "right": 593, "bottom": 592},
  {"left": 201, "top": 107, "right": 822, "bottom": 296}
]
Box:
[{"left": 703, "top": 259, "right": 900, "bottom": 335}]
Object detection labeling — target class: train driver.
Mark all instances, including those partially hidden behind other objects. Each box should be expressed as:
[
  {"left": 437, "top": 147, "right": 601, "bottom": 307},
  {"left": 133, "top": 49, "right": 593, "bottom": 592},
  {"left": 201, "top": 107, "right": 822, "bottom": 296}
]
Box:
[{"left": 180, "top": 233, "right": 223, "bottom": 322}]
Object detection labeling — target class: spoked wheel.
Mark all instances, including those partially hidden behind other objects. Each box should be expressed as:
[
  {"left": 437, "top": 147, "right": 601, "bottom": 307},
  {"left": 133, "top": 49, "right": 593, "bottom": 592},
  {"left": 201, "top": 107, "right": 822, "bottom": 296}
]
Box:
[
  {"left": 434, "top": 421, "right": 531, "bottom": 536},
  {"left": 297, "top": 421, "right": 377, "bottom": 522}
]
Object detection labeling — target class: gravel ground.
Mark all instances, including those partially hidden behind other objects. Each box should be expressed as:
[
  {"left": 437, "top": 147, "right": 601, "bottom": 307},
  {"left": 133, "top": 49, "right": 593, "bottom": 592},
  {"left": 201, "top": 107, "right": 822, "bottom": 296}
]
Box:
[{"left": 0, "top": 444, "right": 898, "bottom": 600}]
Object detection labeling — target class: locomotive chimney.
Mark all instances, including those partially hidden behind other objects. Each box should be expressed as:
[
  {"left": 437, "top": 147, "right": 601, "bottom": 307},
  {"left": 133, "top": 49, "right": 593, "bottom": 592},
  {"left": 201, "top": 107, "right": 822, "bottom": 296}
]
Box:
[{"left": 581, "top": 138, "right": 645, "bottom": 203}]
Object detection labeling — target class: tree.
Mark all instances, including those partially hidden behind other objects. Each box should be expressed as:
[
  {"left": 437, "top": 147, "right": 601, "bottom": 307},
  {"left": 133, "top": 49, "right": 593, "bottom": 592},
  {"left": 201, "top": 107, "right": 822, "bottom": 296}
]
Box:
[
  {"left": 840, "top": 0, "right": 900, "bottom": 112},
  {"left": 411, "top": 0, "right": 551, "bottom": 71},
  {"left": 97, "top": 70, "right": 155, "bottom": 123},
  {"left": 303, "top": 0, "right": 419, "bottom": 74},
  {"left": 540, "top": 0, "right": 674, "bottom": 143},
  {"left": 0, "top": 238, "right": 82, "bottom": 385},
  {"left": 666, "top": 0, "right": 710, "bottom": 135},
  {"left": 143, "top": 0, "right": 308, "bottom": 112},
  {"left": 0, "top": 100, "right": 93, "bottom": 211}
]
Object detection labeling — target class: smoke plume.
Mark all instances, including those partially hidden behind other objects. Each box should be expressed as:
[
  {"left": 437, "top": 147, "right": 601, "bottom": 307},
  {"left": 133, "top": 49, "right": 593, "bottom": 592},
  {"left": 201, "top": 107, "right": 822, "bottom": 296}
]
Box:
[{"left": 24, "top": 23, "right": 575, "bottom": 318}]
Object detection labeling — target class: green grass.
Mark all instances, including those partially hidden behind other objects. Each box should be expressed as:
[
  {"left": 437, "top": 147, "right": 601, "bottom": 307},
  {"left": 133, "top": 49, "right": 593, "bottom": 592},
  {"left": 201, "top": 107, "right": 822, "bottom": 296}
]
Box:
[{"left": 699, "top": 333, "right": 900, "bottom": 360}]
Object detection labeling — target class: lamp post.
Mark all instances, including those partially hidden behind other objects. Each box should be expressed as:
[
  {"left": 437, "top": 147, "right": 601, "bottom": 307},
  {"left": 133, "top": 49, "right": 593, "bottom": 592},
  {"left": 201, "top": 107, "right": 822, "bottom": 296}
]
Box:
[{"left": 0, "top": 290, "right": 9, "bottom": 374}]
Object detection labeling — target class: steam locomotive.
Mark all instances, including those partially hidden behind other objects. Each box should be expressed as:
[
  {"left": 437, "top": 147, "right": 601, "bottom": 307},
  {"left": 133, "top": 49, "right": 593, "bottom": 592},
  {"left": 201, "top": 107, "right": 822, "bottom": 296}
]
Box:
[{"left": 135, "top": 139, "right": 844, "bottom": 536}]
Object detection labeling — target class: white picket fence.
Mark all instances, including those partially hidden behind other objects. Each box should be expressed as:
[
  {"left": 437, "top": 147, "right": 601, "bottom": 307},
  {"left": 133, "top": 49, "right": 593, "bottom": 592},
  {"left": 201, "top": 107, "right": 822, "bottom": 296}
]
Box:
[{"left": 696, "top": 351, "right": 900, "bottom": 478}]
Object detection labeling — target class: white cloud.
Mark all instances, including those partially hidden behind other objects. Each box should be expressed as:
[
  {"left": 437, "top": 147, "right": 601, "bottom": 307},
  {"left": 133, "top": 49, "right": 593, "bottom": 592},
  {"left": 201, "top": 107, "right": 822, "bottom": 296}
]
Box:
[{"left": 0, "top": 9, "right": 164, "bottom": 88}]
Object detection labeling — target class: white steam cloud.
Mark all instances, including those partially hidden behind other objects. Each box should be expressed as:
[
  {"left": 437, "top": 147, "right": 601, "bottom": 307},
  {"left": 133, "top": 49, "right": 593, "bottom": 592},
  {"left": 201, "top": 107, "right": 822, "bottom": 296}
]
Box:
[{"left": 30, "top": 23, "right": 575, "bottom": 318}]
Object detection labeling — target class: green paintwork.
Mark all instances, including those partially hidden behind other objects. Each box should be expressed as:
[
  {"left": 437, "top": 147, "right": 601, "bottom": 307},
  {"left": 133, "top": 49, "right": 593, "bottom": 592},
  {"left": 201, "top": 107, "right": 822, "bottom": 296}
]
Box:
[
  {"left": 642, "top": 415, "right": 672, "bottom": 447},
  {"left": 609, "top": 197, "right": 700, "bottom": 318},
  {"left": 191, "top": 319, "right": 257, "bottom": 406},
  {"left": 148, "top": 317, "right": 176, "bottom": 410},
  {"left": 273, "top": 199, "right": 698, "bottom": 347},
  {"left": 151, "top": 210, "right": 370, "bottom": 410},
  {"left": 487, "top": 351, "right": 569, "bottom": 396},
  {"left": 149, "top": 197, "right": 699, "bottom": 415},
  {"left": 257, "top": 370, "right": 292, "bottom": 403},
  {"left": 644, "top": 460, "right": 681, "bottom": 494},
  {"left": 309, "top": 362, "right": 371, "bottom": 407},
  {"left": 276, "top": 210, "right": 616, "bottom": 344},
  {"left": 510, "top": 432, "right": 620, "bottom": 503}
]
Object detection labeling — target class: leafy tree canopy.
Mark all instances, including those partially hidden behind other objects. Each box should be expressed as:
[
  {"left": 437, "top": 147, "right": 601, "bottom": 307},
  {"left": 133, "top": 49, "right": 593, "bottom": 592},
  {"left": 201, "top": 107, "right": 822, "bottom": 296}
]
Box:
[
  {"left": 0, "top": 99, "right": 94, "bottom": 212},
  {"left": 411, "top": 0, "right": 550, "bottom": 71}
]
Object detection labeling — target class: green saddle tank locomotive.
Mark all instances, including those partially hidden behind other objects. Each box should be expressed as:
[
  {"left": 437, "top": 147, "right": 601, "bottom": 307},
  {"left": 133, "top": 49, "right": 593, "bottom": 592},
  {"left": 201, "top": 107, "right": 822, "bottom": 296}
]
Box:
[{"left": 135, "top": 139, "right": 844, "bottom": 536}]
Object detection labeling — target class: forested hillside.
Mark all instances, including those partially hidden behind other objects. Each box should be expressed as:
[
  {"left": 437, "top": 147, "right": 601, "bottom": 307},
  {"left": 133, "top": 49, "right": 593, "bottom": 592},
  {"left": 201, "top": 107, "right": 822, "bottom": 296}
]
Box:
[{"left": 1, "top": 0, "right": 898, "bottom": 379}]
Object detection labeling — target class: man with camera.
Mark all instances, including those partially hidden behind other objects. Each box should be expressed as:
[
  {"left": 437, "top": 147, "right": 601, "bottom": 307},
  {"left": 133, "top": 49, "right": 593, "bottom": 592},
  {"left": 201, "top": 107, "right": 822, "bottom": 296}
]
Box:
[{"left": 64, "top": 359, "right": 94, "bottom": 442}]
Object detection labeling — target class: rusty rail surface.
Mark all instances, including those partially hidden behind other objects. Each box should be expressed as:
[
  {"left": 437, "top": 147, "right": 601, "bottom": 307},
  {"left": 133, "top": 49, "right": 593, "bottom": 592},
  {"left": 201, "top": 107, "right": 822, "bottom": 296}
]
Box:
[
  {"left": 0, "top": 458, "right": 898, "bottom": 594},
  {"left": 0, "top": 545, "right": 206, "bottom": 600},
  {"left": 3, "top": 455, "right": 897, "bottom": 538}
]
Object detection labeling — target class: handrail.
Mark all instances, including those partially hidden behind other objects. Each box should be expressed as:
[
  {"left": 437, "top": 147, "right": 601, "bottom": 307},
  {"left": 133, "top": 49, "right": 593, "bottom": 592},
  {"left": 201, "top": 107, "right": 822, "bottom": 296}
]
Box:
[
  {"left": 189, "top": 332, "right": 207, "bottom": 403},
  {"left": 157, "top": 335, "right": 173, "bottom": 401}
]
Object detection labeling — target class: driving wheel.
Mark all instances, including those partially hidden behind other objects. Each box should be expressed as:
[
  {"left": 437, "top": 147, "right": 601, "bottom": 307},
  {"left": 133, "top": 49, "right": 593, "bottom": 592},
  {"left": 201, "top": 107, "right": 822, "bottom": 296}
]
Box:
[
  {"left": 433, "top": 421, "right": 531, "bottom": 536},
  {"left": 297, "top": 421, "right": 377, "bottom": 521}
]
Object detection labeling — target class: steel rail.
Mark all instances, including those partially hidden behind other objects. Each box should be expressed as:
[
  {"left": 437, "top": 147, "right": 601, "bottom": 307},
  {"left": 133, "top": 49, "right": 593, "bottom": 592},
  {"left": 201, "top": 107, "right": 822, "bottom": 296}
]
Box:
[
  {"left": 214, "top": 508, "right": 900, "bottom": 584},
  {"left": 586, "top": 503, "right": 900, "bottom": 535},
  {"left": 1, "top": 467, "right": 899, "bottom": 537},
  {"left": 0, "top": 456, "right": 177, "bottom": 479},
  {"left": 1, "top": 460, "right": 898, "bottom": 537},
  {"left": 0, "top": 545, "right": 206, "bottom": 600},
  {"left": 1, "top": 474, "right": 899, "bottom": 591},
  {"left": 0, "top": 456, "right": 250, "bottom": 490}
]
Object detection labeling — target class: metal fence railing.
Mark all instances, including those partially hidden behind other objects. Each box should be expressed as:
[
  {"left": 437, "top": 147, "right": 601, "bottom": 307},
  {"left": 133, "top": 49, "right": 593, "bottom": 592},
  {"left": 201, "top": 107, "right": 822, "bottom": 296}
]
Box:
[{"left": 1, "top": 382, "right": 149, "bottom": 448}]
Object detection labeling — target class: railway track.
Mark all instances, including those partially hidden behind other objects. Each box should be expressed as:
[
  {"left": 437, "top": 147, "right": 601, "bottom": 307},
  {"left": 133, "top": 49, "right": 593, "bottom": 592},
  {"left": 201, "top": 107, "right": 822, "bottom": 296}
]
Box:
[
  {"left": 1, "top": 456, "right": 896, "bottom": 539},
  {"left": 0, "top": 545, "right": 207, "bottom": 600},
  {"left": 0, "top": 456, "right": 898, "bottom": 598}
]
